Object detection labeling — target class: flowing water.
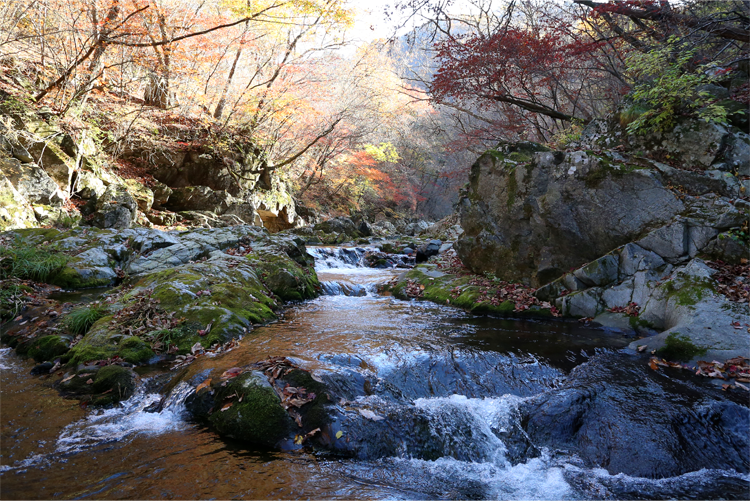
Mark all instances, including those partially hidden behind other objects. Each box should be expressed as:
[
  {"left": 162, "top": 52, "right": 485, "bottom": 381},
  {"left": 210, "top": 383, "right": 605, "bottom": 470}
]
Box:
[{"left": 1, "top": 246, "right": 748, "bottom": 499}]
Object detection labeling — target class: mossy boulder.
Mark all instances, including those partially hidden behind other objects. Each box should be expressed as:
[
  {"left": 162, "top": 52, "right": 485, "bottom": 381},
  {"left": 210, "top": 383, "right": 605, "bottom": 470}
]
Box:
[
  {"left": 58, "top": 364, "right": 137, "bottom": 405},
  {"left": 27, "top": 335, "right": 69, "bottom": 362},
  {"left": 251, "top": 252, "right": 319, "bottom": 301},
  {"left": 390, "top": 265, "right": 555, "bottom": 319},
  {"left": 67, "top": 242, "right": 318, "bottom": 363},
  {"left": 187, "top": 371, "right": 293, "bottom": 446},
  {"left": 66, "top": 317, "right": 156, "bottom": 365}
]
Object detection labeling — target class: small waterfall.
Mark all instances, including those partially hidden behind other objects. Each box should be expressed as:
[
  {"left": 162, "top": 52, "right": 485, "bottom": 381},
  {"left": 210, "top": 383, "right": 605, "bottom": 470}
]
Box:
[
  {"left": 308, "top": 245, "right": 403, "bottom": 296},
  {"left": 307, "top": 246, "right": 368, "bottom": 270}
]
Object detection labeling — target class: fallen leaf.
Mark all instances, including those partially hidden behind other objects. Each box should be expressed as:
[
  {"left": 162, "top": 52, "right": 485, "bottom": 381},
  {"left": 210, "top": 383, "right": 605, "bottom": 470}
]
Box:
[
  {"left": 86, "top": 379, "right": 94, "bottom": 384},
  {"left": 637, "top": 345, "right": 647, "bottom": 353},
  {"left": 196, "top": 378, "right": 212, "bottom": 393},
  {"left": 221, "top": 367, "right": 243, "bottom": 379},
  {"left": 335, "top": 431, "right": 343, "bottom": 439},
  {"left": 220, "top": 402, "right": 233, "bottom": 412},
  {"left": 61, "top": 374, "right": 76, "bottom": 383}
]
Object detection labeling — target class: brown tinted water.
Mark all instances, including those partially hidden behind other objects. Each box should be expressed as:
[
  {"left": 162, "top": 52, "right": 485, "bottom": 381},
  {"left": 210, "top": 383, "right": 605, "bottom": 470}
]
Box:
[{"left": 1, "top": 248, "right": 747, "bottom": 499}]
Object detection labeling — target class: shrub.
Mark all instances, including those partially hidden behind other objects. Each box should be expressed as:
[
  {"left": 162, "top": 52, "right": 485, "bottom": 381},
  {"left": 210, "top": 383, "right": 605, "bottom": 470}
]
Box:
[{"left": 625, "top": 36, "right": 730, "bottom": 135}]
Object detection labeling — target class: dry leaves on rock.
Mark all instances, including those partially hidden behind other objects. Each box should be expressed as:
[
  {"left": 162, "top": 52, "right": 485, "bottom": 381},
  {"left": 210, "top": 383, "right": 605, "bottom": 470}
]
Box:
[
  {"left": 649, "top": 356, "right": 750, "bottom": 391},
  {"left": 610, "top": 302, "right": 640, "bottom": 317},
  {"left": 707, "top": 260, "right": 749, "bottom": 304}
]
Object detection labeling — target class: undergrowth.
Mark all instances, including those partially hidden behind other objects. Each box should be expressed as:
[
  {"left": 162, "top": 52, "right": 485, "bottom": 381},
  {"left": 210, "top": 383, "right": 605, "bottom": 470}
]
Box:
[
  {"left": 0, "top": 240, "right": 69, "bottom": 282},
  {"left": 64, "top": 304, "right": 108, "bottom": 335}
]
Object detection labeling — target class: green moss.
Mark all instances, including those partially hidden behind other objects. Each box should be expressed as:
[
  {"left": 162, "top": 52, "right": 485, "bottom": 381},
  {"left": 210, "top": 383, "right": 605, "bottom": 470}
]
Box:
[
  {"left": 664, "top": 276, "right": 717, "bottom": 307},
  {"left": 658, "top": 332, "right": 707, "bottom": 361},
  {"left": 66, "top": 343, "right": 117, "bottom": 366},
  {"left": 52, "top": 266, "right": 112, "bottom": 289},
  {"left": 629, "top": 316, "right": 654, "bottom": 330},
  {"left": 92, "top": 365, "right": 136, "bottom": 395},
  {"left": 117, "top": 336, "right": 155, "bottom": 364},
  {"left": 27, "top": 335, "right": 70, "bottom": 362},
  {"left": 392, "top": 267, "right": 553, "bottom": 320},
  {"left": 380, "top": 242, "right": 398, "bottom": 254},
  {"left": 207, "top": 373, "right": 291, "bottom": 446},
  {"left": 251, "top": 252, "right": 319, "bottom": 301}
]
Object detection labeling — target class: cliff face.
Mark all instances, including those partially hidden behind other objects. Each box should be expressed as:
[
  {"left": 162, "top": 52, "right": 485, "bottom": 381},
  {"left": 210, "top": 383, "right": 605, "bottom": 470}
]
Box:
[
  {"left": 455, "top": 120, "right": 749, "bottom": 287},
  {"left": 0, "top": 93, "right": 304, "bottom": 233}
]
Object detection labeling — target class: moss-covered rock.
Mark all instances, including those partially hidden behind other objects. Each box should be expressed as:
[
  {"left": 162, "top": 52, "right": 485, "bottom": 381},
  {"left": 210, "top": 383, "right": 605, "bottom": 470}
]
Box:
[
  {"left": 202, "top": 372, "right": 293, "bottom": 446},
  {"left": 58, "top": 363, "right": 137, "bottom": 405},
  {"left": 27, "top": 335, "right": 69, "bottom": 362},
  {"left": 389, "top": 265, "right": 556, "bottom": 319},
  {"left": 251, "top": 252, "right": 319, "bottom": 301},
  {"left": 657, "top": 332, "right": 708, "bottom": 361}
]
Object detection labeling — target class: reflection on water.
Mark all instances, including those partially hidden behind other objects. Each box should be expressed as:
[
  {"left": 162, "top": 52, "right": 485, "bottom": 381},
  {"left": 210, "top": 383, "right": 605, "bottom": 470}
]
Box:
[{"left": 1, "top": 247, "right": 747, "bottom": 499}]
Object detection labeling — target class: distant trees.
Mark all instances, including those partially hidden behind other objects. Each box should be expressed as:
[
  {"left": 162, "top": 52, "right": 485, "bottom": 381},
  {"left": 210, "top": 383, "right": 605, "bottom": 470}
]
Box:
[{"left": 396, "top": 0, "right": 748, "bottom": 143}]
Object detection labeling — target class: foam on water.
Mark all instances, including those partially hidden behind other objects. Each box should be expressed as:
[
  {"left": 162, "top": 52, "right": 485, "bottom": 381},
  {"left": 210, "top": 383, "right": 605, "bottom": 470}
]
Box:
[
  {"left": 0, "top": 347, "right": 14, "bottom": 370},
  {"left": 55, "top": 385, "right": 188, "bottom": 456}
]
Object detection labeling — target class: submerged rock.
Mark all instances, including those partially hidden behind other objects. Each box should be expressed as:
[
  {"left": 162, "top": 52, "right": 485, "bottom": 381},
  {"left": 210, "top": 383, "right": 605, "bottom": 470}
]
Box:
[{"left": 57, "top": 363, "right": 138, "bottom": 406}]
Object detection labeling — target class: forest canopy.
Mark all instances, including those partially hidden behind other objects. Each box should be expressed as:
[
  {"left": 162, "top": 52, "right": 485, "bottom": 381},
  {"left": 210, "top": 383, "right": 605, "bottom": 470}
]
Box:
[{"left": 1, "top": 0, "right": 747, "bottom": 219}]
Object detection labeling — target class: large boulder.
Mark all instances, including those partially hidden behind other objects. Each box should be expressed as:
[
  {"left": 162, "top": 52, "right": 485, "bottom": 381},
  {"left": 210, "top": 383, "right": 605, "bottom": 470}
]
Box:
[
  {"left": 0, "top": 168, "right": 36, "bottom": 230},
  {"left": 456, "top": 142, "right": 686, "bottom": 286},
  {"left": 520, "top": 352, "right": 749, "bottom": 478},
  {"left": 314, "top": 217, "right": 359, "bottom": 237},
  {"left": 91, "top": 184, "right": 138, "bottom": 229}
]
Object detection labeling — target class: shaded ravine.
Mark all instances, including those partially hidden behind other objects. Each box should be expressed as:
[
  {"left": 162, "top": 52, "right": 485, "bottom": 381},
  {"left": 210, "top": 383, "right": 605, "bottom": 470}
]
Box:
[{"left": 0, "top": 246, "right": 748, "bottom": 499}]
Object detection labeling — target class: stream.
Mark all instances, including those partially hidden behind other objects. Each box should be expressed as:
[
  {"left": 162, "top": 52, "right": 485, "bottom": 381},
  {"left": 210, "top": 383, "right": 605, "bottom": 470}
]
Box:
[{"left": 1, "top": 246, "right": 748, "bottom": 499}]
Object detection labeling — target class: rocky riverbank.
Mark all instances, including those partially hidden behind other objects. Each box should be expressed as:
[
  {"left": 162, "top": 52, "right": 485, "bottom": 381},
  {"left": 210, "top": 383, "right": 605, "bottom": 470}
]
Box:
[{"left": 0, "top": 225, "right": 320, "bottom": 403}]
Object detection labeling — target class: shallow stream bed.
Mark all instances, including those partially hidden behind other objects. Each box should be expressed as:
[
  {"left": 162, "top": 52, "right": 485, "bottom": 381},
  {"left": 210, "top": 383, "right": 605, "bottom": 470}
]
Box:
[{"left": 1, "top": 247, "right": 747, "bottom": 499}]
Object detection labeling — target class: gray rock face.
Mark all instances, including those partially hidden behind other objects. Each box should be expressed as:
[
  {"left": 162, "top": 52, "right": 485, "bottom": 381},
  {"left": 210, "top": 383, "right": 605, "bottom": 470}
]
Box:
[
  {"left": 0, "top": 169, "right": 37, "bottom": 230},
  {"left": 92, "top": 185, "right": 138, "bottom": 229},
  {"left": 402, "top": 220, "right": 432, "bottom": 236},
  {"left": 416, "top": 239, "right": 442, "bottom": 263},
  {"left": 456, "top": 145, "right": 685, "bottom": 286},
  {"left": 357, "top": 219, "right": 373, "bottom": 237},
  {"left": 314, "top": 217, "right": 359, "bottom": 237},
  {"left": 165, "top": 185, "right": 235, "bottom": 214},
  {"left": 74, "top": 170, "right": 106, "bottom": 200},
  {"left": 537, "top": 241, "right": 749, "bottom": 363},
  {"left": 0, "top": 158, "right": 64, "bottom": 206}
]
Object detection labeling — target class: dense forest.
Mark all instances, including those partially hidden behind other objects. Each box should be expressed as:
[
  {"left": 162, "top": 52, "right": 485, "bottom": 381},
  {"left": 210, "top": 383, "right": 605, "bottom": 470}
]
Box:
[{"left": 1, "top": 0, "right": 746, "bottom": 226}]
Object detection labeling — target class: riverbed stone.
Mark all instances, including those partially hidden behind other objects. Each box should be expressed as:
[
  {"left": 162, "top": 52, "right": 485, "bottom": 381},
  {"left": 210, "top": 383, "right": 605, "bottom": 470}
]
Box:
[
  {"left": 520, "top": 352, "right": 750, "bottom": 478},
  {"left": 557, "top": 288, "right": 604, "bottom": 318}
]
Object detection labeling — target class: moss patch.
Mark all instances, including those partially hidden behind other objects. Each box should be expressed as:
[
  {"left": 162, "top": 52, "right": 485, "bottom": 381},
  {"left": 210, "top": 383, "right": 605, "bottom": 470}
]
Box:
[
  {"left": 391, "top": 266, "right": 556, "bottom": 319},
  {"left": 658, "top": 332, "right": 707, "bottom": 361},
  {"left": 207, "top": 373, "right": 292, "bottom": 446},
  {"left": 27, "top": 335, "right": 70, "bottom": 362}
]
